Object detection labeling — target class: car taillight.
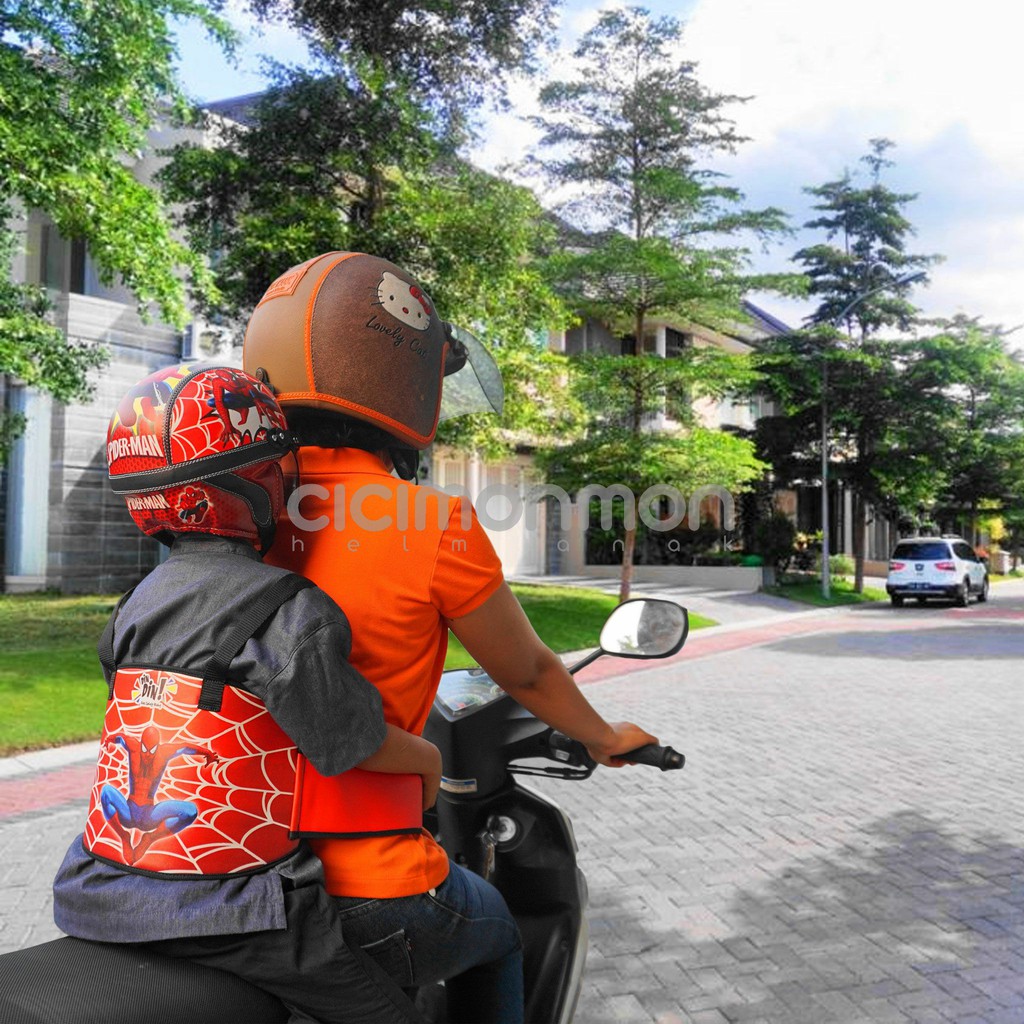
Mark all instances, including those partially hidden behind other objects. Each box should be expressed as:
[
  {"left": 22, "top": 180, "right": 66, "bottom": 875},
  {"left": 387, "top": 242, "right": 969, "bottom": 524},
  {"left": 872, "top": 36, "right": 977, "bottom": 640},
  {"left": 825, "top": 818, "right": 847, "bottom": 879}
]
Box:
[
  {"left": 889, "top": 561, "right": 905, "bottom": 571},
  {"left": 934, "top": 561, "right": 956, "bottom": 571}
]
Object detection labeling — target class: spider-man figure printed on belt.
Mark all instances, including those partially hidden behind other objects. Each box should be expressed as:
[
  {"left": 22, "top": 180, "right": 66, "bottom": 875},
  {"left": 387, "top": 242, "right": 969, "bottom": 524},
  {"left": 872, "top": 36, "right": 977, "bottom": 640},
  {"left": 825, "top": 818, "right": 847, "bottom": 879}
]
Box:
[{"left": 100, "top": 726, "right": 218, "bottom": 865}]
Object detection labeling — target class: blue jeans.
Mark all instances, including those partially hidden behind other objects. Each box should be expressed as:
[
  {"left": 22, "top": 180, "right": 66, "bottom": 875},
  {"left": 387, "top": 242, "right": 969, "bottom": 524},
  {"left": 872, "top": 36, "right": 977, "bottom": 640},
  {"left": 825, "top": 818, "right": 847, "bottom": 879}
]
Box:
[{"left": 332, "top": 862, "right": 523, "bottom": 1024}]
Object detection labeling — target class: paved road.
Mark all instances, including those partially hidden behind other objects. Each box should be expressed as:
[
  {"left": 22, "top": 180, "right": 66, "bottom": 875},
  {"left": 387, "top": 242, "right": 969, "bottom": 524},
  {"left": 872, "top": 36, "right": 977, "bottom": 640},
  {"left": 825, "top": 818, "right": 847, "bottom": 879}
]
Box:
[{"left": 3, "top": 582, "right": 1024, "bottom": 1023}]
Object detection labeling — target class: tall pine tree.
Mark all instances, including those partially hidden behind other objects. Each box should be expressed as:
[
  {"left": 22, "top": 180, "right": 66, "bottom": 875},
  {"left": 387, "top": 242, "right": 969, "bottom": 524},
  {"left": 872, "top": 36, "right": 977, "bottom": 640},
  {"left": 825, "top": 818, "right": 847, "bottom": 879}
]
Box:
[{"left": 530, "top": 6, "right": 793, "bottom": 598}]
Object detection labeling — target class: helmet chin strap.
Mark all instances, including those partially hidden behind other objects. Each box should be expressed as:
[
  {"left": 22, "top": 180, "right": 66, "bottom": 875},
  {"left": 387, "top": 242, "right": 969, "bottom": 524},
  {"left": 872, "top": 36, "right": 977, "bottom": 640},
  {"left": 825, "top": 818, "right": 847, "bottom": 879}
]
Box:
[{"left": 208, "top": 473, "right": 277, "bottom": 553}]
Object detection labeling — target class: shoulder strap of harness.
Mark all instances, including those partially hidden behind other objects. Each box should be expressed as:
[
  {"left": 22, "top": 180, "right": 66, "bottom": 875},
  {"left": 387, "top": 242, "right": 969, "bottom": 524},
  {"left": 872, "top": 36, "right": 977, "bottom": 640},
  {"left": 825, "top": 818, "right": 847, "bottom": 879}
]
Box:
[
  {"left": 98, "top": 588, "right": 137, "bottom": 699},
  {"left": 198, "top": 572, "right": 316, "bottom": 712}
]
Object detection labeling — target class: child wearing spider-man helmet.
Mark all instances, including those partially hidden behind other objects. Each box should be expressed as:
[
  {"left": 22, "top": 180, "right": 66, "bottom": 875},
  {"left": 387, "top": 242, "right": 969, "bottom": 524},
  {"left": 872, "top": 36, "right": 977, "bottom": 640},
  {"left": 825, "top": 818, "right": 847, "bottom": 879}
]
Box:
[{"left": 52, "top": 364, "right": 435, "bottom": 1023}]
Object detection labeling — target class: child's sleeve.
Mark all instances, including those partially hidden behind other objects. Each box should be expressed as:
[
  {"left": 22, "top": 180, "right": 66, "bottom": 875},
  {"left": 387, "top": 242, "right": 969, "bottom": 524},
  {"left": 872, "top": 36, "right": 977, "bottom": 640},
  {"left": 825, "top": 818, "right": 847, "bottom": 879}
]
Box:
[{"left": 256, "top": 598, "right": 388, "bottom": 778}]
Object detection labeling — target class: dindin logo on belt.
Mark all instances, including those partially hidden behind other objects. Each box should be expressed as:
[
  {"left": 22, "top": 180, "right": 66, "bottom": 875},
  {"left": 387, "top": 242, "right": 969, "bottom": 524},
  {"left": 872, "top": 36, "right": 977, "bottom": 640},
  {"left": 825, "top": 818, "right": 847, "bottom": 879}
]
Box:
[{"left": 131, "top": 671, "right": 179, "bottom": 708}]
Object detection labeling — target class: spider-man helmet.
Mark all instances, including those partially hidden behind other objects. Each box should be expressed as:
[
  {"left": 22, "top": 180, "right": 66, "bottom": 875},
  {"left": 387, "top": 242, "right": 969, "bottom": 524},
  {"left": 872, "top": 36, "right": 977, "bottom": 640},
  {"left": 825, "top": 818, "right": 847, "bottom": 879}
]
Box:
[
  {"left": 106, "top": 364, "right": 293, "bottom": 550},
  {"left": 242, "top": 252, "right": 472, "bottom": 450}
]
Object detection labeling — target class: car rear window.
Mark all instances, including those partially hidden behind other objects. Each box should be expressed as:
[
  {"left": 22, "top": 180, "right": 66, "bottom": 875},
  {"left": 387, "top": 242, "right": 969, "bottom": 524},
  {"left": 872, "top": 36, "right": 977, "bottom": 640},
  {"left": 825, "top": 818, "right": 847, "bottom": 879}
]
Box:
[{"left": 892, "top": 541, "right": 951, "bottom": 560}]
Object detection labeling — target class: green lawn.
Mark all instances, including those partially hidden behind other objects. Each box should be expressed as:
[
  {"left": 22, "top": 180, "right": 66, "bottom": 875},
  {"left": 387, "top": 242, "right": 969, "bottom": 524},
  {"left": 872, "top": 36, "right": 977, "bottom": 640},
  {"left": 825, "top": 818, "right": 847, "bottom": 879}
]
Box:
[
  {"left": 0, "top": 594, "right": 120, "bottom": 755},
  {"left": 0, "top": 585, "right": 714, "bottom": 755},
  {"left": 763, "top": 579, "right": 888, "bottom": 607}
]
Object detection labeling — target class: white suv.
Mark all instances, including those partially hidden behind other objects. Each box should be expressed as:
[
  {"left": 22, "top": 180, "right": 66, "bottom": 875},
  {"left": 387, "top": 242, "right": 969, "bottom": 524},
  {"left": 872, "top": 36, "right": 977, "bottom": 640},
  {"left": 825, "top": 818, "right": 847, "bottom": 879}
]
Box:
[{"left": 886, "top": 536, "right": 989, "bottom": 607}]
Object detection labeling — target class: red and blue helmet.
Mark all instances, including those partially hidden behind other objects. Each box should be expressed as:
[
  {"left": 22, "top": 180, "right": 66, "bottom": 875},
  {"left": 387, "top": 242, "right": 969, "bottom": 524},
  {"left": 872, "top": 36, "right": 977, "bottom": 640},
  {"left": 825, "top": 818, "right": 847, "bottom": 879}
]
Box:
[{"left": 106, "top": 364, "right": 293, "bottom": 550}]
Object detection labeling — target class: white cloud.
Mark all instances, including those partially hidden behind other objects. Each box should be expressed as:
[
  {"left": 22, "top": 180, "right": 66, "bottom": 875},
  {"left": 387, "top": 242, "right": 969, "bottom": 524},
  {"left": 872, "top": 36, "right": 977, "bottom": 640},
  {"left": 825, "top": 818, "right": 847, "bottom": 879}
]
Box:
[{"left": 684, "top": 0, "right": 1024, "bottom": 170}]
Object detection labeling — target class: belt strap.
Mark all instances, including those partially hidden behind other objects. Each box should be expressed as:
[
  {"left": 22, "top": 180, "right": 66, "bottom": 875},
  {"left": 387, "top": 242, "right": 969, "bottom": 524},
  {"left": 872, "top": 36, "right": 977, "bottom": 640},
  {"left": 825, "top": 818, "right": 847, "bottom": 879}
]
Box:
[
  {"left": 198, "top": 572, "right": 315, "bottom": 711},
  {"left": 100, "top": 573, "right": 315, "bottom": 710}
]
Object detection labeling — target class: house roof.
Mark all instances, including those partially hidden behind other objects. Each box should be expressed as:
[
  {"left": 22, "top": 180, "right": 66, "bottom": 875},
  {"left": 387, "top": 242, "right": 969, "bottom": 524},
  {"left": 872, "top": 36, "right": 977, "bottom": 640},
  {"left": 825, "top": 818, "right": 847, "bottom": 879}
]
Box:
[
  {"left": 201, "top": 91, "right": 264, "bottom": 126},
  {"left": 740, "top": 300, "right": 791, "bottom": 338}
]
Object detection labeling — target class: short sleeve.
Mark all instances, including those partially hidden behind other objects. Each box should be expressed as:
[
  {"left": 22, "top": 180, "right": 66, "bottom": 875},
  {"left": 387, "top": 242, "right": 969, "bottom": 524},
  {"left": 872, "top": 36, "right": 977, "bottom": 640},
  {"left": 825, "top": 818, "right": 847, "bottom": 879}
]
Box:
[
  {"left": 430, "top": 498, "right": 505, "bottom": 620},
  {"left": 241, "top": 591, "right": 387, "bottom": 778}
]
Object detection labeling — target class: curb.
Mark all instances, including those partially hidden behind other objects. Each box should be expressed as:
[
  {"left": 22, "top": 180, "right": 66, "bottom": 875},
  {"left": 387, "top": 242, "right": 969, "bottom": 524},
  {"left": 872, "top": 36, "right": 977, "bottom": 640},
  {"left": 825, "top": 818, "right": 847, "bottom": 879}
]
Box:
[{"left": 0, "top": 741, "right": 98, "bottom": 780}]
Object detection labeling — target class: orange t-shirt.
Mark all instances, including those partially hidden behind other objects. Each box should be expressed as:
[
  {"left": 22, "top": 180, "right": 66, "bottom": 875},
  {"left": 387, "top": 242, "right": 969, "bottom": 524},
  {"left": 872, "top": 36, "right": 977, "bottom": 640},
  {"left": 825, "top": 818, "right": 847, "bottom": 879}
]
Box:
[{"left": 266, "top": 447, "right": 505, "bottom": 896}]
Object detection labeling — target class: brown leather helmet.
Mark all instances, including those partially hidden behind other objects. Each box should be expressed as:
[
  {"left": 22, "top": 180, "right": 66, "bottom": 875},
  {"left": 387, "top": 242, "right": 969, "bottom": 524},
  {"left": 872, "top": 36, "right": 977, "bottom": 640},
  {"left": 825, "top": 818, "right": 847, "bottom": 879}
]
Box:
[{"left": 242, "top": 252, "right": 466, "bottom": 450}]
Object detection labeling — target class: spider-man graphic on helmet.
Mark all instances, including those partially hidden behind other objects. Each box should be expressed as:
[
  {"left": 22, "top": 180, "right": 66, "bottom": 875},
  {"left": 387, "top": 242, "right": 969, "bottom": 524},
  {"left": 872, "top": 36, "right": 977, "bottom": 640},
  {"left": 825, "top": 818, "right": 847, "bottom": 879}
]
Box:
[{"left": 107, "top": 365, "right": 293, "bottom": 551}]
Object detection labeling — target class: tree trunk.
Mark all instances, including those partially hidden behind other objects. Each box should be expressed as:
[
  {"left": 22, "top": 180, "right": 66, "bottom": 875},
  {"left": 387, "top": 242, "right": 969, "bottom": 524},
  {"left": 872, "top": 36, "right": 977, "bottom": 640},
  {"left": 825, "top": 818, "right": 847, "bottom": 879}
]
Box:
[{"left": 619, "top": 526, "right": 637, "bottom": 603}]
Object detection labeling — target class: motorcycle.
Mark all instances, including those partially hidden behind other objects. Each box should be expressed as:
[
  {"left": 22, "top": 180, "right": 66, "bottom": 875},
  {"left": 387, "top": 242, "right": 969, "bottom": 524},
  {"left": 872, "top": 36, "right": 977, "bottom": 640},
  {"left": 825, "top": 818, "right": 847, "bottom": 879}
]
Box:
[{"left": 0, "top": 598, "right": 687, "bottom": 1024}]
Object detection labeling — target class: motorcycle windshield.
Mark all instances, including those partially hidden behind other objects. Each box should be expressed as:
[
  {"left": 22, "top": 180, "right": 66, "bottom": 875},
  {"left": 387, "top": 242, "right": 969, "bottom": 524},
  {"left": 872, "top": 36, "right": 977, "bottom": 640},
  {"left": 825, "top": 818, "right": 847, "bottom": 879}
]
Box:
[{"left": 439, "top": 325, "right": 504, "bottom": 422}]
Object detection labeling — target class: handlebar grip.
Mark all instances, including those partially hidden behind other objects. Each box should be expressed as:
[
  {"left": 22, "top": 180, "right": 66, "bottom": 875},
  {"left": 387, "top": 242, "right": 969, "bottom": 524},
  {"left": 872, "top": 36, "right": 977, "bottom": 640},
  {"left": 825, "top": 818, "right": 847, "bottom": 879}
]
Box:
[{"left": 621, "top": 744, "right": 685, "bottom": 771}]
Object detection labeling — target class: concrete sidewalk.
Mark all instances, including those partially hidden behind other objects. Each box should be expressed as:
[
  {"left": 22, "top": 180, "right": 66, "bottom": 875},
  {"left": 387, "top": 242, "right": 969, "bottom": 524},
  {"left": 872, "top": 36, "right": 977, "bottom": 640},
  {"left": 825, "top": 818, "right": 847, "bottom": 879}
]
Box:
[{"left": 512, "top": 572, "right": 890, "bottom": 632}]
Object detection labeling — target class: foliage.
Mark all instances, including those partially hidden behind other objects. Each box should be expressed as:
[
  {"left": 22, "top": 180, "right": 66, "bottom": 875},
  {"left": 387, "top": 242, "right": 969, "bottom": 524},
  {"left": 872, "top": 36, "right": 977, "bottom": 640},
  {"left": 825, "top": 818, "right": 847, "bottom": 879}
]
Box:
[
  {"left": 902, "top": 315, "right": 1024, "bottom": 539},
  {"left": 0, "top": 214, "right": 107, "bottom": 462},
  {"left": 160, "top": 62, "right": 441, "bottom": 324},
  {"left": 0, "top": 0, "right": 232, "bottom": 326},
  {"left": 531, "top": 6, "right": 798, "bottom": 347},
  {"left": 242, "top": 0, "right": 558, "bottom": 132},
  {"left": 162, "top": 63, "right": 569, "bottom": 456},
  {"left": 756, "top": 140, "right": 936, "bottom": 590},
  {"left": 751, "top": 511, "right": 797, "bottom": 574},
  {"left": 829, "top": 553, "right": 855, "bottom": 578},
  {"left": 794, "top": 139, "right": 940, "bottom": 338}
]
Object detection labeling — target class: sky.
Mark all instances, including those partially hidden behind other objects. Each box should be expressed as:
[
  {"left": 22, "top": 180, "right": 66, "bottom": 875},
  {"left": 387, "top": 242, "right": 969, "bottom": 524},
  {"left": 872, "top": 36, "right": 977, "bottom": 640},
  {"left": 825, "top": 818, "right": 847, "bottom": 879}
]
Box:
[{"left": 173, "top": 0, "right": 1024, "bottom": 339}]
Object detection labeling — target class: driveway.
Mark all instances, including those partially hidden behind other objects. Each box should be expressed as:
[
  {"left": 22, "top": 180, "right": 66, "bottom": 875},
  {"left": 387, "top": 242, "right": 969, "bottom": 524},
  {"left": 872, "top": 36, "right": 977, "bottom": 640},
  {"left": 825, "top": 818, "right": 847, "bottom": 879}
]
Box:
[{"left": 536, "top": 580, "right": 1024, "bottom": 1022}]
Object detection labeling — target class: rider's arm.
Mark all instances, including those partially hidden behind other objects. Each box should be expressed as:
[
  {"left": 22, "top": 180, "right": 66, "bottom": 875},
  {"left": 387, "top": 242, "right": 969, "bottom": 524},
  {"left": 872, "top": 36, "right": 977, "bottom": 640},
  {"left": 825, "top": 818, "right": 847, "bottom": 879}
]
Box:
[
  {"left": 356, "top": 724, "right": 442, "bottom": 810},
  {"left": 448, "top": 583, "right": 658, "bottom": 768}
]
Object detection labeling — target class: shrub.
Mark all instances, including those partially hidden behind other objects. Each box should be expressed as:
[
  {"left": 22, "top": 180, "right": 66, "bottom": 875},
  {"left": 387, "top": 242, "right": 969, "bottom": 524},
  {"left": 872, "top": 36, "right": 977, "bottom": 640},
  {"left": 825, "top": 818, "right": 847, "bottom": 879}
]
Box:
[
  {"left": 829, "top": 554, "right": 854, "bottom": 578},
  {"left": 752, "top": 512, "right": 797, "bottom": 574}
]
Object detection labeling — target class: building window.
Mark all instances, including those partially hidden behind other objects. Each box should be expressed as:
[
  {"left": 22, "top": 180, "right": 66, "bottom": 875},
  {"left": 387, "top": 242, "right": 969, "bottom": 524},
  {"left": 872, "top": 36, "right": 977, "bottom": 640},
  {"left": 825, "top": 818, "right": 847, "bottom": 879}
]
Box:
[
  {"left": 40, "top": 225, "right": 86, "bottom": 294},
  {"left": 665, "top": 328, "right": 692, "bottom": 358}
]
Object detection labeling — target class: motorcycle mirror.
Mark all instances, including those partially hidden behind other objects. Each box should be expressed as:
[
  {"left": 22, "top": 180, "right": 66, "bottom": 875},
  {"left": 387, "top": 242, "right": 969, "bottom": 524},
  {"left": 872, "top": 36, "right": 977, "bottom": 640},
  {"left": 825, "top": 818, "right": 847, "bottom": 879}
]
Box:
[{"left": 599, "top": 599, "right": 689, "bottom": 659}]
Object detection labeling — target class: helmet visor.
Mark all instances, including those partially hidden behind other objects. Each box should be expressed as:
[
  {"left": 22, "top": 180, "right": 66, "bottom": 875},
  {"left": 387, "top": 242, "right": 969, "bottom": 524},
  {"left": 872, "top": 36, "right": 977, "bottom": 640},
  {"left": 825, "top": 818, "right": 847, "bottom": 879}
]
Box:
[{"left": 439, "top": 324, "right": 504, "bottom": 422}]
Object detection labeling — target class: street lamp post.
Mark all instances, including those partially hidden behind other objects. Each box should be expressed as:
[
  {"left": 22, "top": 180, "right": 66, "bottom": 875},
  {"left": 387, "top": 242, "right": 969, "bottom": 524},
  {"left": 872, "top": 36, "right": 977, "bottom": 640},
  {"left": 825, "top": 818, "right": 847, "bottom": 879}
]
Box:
[{"left": 819, "top": 270, "right": 926, "bottom": 599}]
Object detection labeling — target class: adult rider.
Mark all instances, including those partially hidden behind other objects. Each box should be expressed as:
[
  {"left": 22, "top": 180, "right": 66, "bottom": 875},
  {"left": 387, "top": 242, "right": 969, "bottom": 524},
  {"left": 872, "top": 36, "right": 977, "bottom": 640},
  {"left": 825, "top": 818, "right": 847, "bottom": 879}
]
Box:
[{"left": 243, "top": 252, "right": 659, "bottom": 1024}]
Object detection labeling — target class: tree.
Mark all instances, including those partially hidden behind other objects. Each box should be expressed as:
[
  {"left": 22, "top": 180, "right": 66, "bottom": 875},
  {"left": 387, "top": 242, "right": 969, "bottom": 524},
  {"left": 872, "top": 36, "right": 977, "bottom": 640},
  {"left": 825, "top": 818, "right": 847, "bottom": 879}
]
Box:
[
  {"left": 243, "top": 0, "right": 558, "bottom": 131},
  {"left": 905, "top": 316, "right": 1024, "bottom": 540},
  {"left": 161, "top": 62, "right": 442, "bottom": 325},
  {"left": 762, "top": 139, "right": 939, "bottom": 591},
  {"left": 0, "top": 0, "right": 231, "bottom": 324},
  {"left": 538, "top": 350, "right": 766, "bottom": 601},
  {"left": 533, "top": 7, "right": 797, "bottom": 345},
  {"left": 0, "top": 213, "right": 106, "bottom": 463},
  {"left": 162, "top": 65, "right": 572, "bottom": 457},
  {"left": 529, "top": 6, "right": 790, "bottom": 598},
  {"left": 0, "top": 0, "right": 232, "bottom": 455}
]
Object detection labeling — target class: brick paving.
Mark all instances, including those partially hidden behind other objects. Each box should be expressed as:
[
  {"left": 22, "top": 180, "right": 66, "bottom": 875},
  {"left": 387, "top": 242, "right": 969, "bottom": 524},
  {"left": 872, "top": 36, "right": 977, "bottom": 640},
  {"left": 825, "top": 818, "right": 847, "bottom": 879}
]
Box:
[{"left": 4, "top": 584, "right": 1024, "bottom": 1023}]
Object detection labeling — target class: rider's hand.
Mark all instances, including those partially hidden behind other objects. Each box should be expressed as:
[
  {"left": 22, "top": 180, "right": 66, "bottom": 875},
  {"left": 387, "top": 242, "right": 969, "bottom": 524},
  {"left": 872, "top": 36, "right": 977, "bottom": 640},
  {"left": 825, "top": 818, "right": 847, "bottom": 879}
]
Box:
[{"left": 586, "top": 721, "right": 659, "bottom": 768}]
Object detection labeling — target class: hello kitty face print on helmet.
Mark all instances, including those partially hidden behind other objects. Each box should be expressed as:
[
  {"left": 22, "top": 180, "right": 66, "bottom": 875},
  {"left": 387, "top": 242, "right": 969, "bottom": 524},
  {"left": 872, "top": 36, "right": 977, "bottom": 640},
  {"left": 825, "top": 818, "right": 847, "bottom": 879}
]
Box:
[
  {"left": 106, "top": 364, "right": 293, "bottom": 550},
  {"left": 241, "top": 252, "right": 501, "bottom": 450}
]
